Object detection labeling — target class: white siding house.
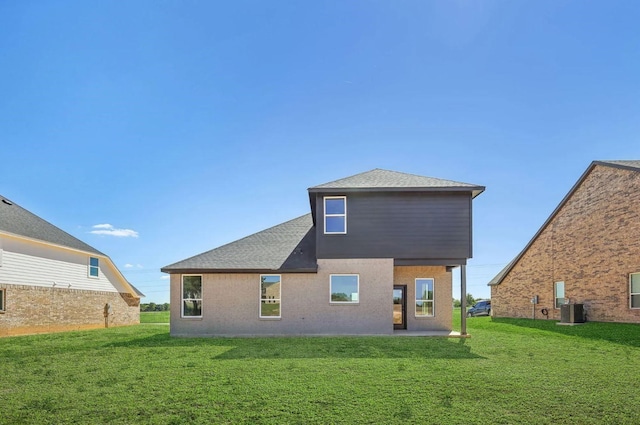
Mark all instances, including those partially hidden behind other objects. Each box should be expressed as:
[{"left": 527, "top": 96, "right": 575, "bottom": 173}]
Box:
[{"left": 0, "top": 196, "right": 142, "bottom": 336}]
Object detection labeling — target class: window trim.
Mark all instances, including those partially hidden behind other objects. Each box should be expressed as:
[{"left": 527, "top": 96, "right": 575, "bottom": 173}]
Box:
[
  {"left": 415, "top": 278, "right": 435, "bottom": 317},
  {"left": 630, "top": 273, "right": 640, "bottom": 309},
  {"left": 324, "top": 196, "right": 347, "bottom": 234},
  {"left": 88, "top": 257, "right": 99, "bottom": 278},
  {"left": 0, "top": 288, "right": 5, "bottom": 313},
  {"left": 554, "top": 281, "right": 565, "bottom": 309},
  {"left": 181, "top": 274, "right": 203, "bottom": 319},
  {"left": 260, "top": 274, "right": 282, "bottom": 319},
  {"left": 329, "top": 274, "right": 359, "bottom": 304}
]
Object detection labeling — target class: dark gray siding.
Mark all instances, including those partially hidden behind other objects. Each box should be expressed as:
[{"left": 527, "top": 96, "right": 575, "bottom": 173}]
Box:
[{"left": 315, "top": 192, "right": 472, "bottom": 260}]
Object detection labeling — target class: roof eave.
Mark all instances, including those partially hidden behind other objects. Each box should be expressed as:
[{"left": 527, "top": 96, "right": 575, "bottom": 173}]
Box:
[
  {"left": 161, "top": 267, "right": 318, "bottom": 274},
  {"left": 308, "top": 186, "right": 485, "bottom": 196}
]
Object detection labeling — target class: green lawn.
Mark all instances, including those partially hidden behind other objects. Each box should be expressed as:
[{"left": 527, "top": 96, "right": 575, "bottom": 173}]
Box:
[
  {"left": 1, "top": 316, "right": 640, "bottom": 424},
  {"left": 140, "top": 311, "right": 170, "bottom": 323}
]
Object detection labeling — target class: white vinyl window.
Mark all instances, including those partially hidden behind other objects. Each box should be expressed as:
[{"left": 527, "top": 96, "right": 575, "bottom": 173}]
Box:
[
  {"left": 182, "top": 275, "right": 202, "bottom": 318},
  {"left": 260, "top": 275, "right": 281, "bottom": 318},
  {"left": 88, "top": 257, "right": 99, "bottom": 278},
  {"left": 415, "top": 278, "right": 434, "bottom": 317},
  {"left": 330, "top": 274, "right": 359, "bottom": 303},
  {"left": 0, "top": 288, "right": 5, "bottom": 312},
  {"left": 324, "top": 196, "right": 347, "bottom": 234},
  {"left": 630, "top": 273, "right": 640, "bottom": 309},
  {"left": 554, "top": 281, "right": 565, "bottom": 309}
]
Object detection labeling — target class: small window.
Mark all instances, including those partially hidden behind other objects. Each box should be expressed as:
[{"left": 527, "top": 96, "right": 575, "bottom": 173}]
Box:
[
  {"left": 554, "top": 281, "right": 565, "bottom": 309},
  {"left": 415, "top": 278, "right": 434, "bottom": 317},
  {"left": 182, "top": 275, "right": 202, "bottom": 318},
  {"left": 324, "top": 196, "right": 346, "bottom": 234},
  {"left": 0, "top": 288, "right": 5, "bottom": 312},
  {"left": 631, "top": 273, "right": 640, "bottom": 309},
  {"left": 89, "top": 257, "right": 99, "bottom": 278},
  {"left": 330, "top": 274, "right": 359, "bottom": 303},
  {"left": 260, "top": 275, "right": 281, "bottom": 318}
]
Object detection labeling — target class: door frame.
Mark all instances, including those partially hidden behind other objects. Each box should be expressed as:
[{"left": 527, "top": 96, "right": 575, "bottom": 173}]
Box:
[{"left": 393, "top": 285, "right": 407, "bottom": 330}]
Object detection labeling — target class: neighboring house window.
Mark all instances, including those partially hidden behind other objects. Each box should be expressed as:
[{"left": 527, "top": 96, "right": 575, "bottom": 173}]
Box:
[
  {"left": 554, "top": 281, "right": 565, "bottom": 309},
  {"left": 182, "top": 275, "right": 202, "bottom": 318},
  {"left": 330, "top": 274, "right": 359, "bottom": 303},
  {"left": 631, "top": 273, "right": 640, "bottom": 309},
  {"left": 260, "top": 275, "right": 281, "bottom": 318},
  {"left": 89, "top": 257, "right": 99, "bottom": 278},
  {"left": 0, "top": 288, "right": 5, "bottom": 312},
  {"left": 415, "top": 278, "right": 434, "bottom": 317},
  {"left": 324, "top": 196, "right": 347, "bottom": 234}
]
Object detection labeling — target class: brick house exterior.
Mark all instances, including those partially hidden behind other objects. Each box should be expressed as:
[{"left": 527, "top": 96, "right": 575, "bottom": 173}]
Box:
[
  {"left": 0, "top": 195, "right": 143, "bottom": 337},
  {"left": 163, "top": 169, "right": 484, "bottom": 336},
  {"left": 489, "top": 161, "right": 640, "bottom": 323}
]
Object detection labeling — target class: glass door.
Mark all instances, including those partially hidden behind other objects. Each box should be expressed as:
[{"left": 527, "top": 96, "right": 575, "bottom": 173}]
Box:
[{"left": 393, "top": 285, "right": 406, "bottom": 330}]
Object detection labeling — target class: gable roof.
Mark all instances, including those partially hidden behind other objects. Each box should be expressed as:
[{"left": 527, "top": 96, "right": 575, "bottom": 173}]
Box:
[
  {"left": 0, "top": 195, "right": 104, "bottom": 255},
  {"left": 161, "top": 214, "right": 317, "bottom": 273},
  {"left": 489, "top": 160, "right": 640, "bottom": 286},
  {"left": 0, "top": 195, "right": 144, "bottom": 298},
  {"left": 308, "top": 168, "right": 485, "bottom": 197}
]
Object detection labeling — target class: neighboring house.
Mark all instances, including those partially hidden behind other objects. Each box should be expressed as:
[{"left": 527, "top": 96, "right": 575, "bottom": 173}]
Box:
[
  {"left": 0, "top": 196, "right": 143, "bottom": 337},
  {"left": 489, "top": 160, "right": 640, "bottom": 323},
  {"left": 162, "top": 169, "right": 484, "bottom": 336}
]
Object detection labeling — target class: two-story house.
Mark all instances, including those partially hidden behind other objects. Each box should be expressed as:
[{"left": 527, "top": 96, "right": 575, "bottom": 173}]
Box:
[
  {"left": 162, "top": 169, "right": 484, "bottom": 336},
  {"left": 0, "top": 195, "right": 142, "bottom": 337}
]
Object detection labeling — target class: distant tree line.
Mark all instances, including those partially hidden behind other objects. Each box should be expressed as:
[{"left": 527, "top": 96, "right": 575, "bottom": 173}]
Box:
[
  {"left": 140, "top": 303, "right": 170, "bottom": 312},
  {"left": 452, "top": 293, "right": 478, "bottom": 308}
]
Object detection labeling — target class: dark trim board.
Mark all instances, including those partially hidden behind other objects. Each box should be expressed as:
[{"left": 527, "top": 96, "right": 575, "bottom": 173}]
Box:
[{"left": 394, "top": 259, "right": 466, "bottom": 266}]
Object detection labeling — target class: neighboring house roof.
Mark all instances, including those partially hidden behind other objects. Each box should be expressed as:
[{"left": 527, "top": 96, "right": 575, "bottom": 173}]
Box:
[
  {"left": 488, "top": 160, "right": 640, "bottom": 286},
  {"left": 161, "top": 214, "right": 316, "bottom": 274},
  {"left": 0, "top": 195, "right": 143, "bottom": 297},
  {"left": 0, "top": 195, "right": 104, "bottom": 255},
  {"left": 308, "top": 168, "right": 485, "bottom": 198}
]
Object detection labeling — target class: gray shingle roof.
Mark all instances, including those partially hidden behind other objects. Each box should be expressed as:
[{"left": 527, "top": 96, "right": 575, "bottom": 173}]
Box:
[
  {"left": 0, "top": 195, "right": 104, "bottom": 255},
  {"left": 309, "top": 168, "right": 484, "bottom": 197},
  {"left": 161, "top": 214, "right": 316, "bottom": 273}
]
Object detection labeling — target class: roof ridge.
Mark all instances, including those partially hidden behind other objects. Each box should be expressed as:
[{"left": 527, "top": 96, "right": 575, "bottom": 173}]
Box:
[{"left": 0, "top": 194, "right": 105, "bottom": 256}]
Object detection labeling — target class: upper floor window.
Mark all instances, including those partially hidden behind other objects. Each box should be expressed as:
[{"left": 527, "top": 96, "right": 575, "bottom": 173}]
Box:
[
  {"left": 415, "top": 278, "right": 434, "bottom": 317},
  {"left": 330, "top": 274, "right": 359, "bottom": 303},
  {"left": 89, "top": 257, "right": 99, "bottom": 278},
  {"left": 324, "top": 196, "right": 347, "bottom": 234},
  {"left": 554, "top": 281, "right": 565, "bottom": 309},
  {"left": 260, "top": 275, "right": 281, "bottom": 318},
  {"left": 631, "top": 273, "right": 640, "bottom": 309},
  {"left": 182, "top": 275, "right": 202, "bottom": 318}
]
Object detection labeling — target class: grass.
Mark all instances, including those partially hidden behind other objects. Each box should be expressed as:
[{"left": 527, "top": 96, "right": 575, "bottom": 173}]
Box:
[
  {"left": 1, "top": 316, "right": 640, "bottom": 424},
  {"left": 140, "top": 311, "right": 170, "bottom": 323}
]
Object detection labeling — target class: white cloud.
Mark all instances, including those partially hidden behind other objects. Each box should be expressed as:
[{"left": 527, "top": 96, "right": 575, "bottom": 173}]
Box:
[
  {"left": 93, "top": 223, "right": 113, "bottom": 230},
  {"left": 124, "top": 263, "right": 134, "bottom": 268},
  {"left": 90, "top": 224, "right": 139, "bottom": 238},
  {"left": 160, "top": 275, "right": 170, "bottom": 280}
]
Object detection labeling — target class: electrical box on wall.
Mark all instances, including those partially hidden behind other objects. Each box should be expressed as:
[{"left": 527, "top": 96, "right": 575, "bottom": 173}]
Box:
[{"left": 531, "top": 295, "right": 538, "bottom": 304}]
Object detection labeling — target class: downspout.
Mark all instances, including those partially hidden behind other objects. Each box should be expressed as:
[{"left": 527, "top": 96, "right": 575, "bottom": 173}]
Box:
[{"left": 461, "top": 265, "right": 467, "bottom": 336}]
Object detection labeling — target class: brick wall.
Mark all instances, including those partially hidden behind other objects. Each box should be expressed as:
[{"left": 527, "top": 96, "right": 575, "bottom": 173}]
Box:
[
  {"left": 491, "top": 164, "right": 640, "bottom": 323},
  {"left": 0, "top": 283, "right": 140, "bottom": 337}
]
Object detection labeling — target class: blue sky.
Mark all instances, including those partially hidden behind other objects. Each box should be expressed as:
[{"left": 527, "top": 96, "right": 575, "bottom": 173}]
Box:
[{"left": 2, "top": 1, "right": 639, "bottom": 303}]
